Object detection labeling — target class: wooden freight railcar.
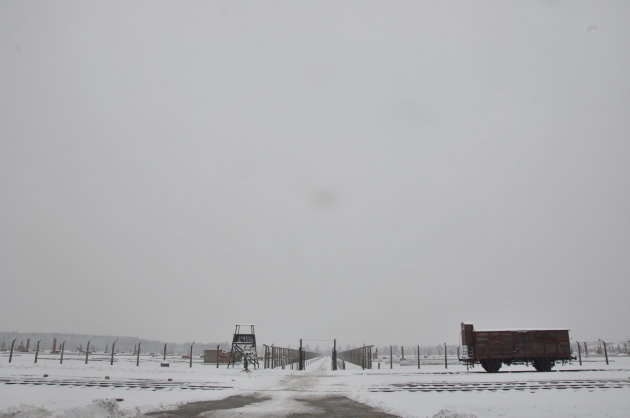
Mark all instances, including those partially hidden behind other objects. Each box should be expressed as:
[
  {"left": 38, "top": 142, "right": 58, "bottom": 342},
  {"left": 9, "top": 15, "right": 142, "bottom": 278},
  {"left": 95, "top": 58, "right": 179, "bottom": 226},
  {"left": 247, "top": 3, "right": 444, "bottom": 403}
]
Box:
[{"left": 458, "top": 323, "right": 573, "bottom": 372}]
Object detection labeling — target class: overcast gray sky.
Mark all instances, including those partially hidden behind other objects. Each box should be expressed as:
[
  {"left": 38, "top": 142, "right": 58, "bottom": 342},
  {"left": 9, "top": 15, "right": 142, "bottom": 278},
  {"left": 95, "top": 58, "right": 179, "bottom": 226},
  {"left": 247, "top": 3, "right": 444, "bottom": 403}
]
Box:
[{"left": 1, "top": 1, "right": 629, "bottom": 347}]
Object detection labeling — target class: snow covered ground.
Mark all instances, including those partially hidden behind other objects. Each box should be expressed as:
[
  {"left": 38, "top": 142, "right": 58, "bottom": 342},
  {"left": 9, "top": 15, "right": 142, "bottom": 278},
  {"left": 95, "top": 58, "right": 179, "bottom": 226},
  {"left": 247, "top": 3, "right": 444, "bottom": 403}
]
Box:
[{"left": 1, "top": 351, "right": 629, "bottom": 417}]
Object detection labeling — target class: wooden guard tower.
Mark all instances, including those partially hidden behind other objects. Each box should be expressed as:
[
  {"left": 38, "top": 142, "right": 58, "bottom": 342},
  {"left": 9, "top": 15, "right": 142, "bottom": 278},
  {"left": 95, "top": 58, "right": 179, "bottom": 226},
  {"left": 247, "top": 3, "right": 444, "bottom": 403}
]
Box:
[{"left": 227, "top": 324, "right": 259, "bottom": 369}]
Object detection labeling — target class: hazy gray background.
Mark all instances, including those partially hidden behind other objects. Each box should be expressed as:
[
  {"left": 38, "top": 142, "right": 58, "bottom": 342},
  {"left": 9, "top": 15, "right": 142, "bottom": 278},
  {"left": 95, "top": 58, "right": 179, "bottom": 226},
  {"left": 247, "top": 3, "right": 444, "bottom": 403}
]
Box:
[{"left": 1, "top": 1, "right": 629, "bottom": 346}]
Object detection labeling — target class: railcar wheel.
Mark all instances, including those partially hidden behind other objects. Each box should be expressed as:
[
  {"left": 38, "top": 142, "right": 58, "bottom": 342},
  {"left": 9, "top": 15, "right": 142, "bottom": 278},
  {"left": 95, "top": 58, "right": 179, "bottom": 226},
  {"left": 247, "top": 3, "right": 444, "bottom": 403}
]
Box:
[
  {"left": 480, "top": 360, "right": 502, "bottom": 373},
  {"left": 533, "top": 359, "right": 554, "bottom": 372}
]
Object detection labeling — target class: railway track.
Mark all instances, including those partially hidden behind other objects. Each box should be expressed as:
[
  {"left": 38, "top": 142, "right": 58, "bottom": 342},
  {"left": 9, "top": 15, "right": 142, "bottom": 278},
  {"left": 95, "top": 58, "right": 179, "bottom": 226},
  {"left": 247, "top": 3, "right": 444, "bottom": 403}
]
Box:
[
  {"left": 370, "top": 378, "right": 630, "bottom": 393},
  {"left": 3, "top": 375, "right": 629, "bottom": 394},
  {"left": 0, "top": 376, "right": 232, "bottom": 391},
  {"left": 364, "top": 368, "right": 630, "bottom": 376}
]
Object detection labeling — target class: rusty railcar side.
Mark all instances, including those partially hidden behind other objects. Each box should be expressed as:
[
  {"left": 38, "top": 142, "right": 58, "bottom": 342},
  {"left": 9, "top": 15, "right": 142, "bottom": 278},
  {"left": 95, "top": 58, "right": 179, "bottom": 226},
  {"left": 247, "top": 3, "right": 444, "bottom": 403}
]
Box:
[{"left": 459, "top": 323, "right": 573, "bottom": 372}]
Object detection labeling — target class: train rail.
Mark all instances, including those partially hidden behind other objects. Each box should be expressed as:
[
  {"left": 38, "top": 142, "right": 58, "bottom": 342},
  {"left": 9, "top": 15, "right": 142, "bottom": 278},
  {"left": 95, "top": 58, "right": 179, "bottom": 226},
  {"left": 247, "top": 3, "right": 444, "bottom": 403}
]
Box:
[
  {"left": 0, "top": 376, "right": 232, "bottom": 391},
  {"left": 3, "top": 375, "right": 629, "bottom": 394},
  {"left": 370, "top": 378, "right": 630, "bottom": 393}
]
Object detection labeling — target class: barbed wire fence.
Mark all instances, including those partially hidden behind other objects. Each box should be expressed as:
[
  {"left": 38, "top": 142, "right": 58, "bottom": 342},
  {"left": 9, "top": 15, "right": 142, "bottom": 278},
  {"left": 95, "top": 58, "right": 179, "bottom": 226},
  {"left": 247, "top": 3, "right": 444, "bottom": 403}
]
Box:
[
  {"left": 262, "top": 341, "right": 321, "bottom": 370},
  {"left": 337, "top": 345, "right": 374, "bottom": 370},
  {"left": 3, "top": 337, "right": 627, "bottom": 369}
]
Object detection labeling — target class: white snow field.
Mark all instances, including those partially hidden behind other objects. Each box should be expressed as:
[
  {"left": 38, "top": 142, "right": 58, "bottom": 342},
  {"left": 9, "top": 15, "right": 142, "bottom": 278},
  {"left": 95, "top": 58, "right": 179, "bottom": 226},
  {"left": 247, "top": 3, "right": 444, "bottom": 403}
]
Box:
[{"left": 1, "top": 351, "right": 629, "bottom": 417}]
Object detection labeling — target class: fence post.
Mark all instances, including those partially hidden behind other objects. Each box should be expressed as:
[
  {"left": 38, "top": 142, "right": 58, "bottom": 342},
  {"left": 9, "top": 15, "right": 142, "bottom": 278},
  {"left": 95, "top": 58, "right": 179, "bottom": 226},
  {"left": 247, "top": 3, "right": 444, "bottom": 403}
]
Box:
[
  {"left": 361, "top": 345, "right": 365, "bottom": 370},
  {"left": 110, "top": 339, "right": 118, "bottom": 365},
  {"left": 576, "top": 341, "right": 582, "bottom": 366},
  {"left": 600, "top": 340, "right": 608, "bottom": 365},
  {"left": 417, "top": 344, "right": 420, "bottom": 369},
  {"left": 217, "top": 344, "right": 220, "bottom": 368},
  {"left": 390, "top": 345, "right": 393, "bottom": 369},
  {"left": 584, "top": 342, "right": 588, "bottom": 357},
  {"left": 35, "top": 340, "right": 41, "bottom": 363},
  {"left": 85, "top": 341, "right": 91, "bottom": 365},
  {"left": 60, "top": 341, "right": 66, "bottom": 364},
  {"left": 444, "top": 343, "right": 448, "bottom": 369},
  {"left": 136, "top": 342, "right": 141, "bottom": 366},
  {"left": 163, "top": 343, "right": 167, "bottom": 361},
  {"left": 189, "top": 342, "right": 195, "bottom": 368},
  {"left": 271, "top": 345, "right": 275, "bottom": 369},
  {"left": 9, "top": 339, "right": 16, "bottom": 363},
  {"left": 332, "top": 339, "right": 337, "bottom": 371}
]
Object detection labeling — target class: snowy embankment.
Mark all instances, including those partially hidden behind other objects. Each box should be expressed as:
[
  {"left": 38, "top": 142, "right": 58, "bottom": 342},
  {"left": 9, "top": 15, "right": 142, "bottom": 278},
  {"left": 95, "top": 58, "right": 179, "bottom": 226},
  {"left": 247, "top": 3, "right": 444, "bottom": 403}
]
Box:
[
  {"left": 1, "top": 352, "right": 629, "bottom": 417},
  {"left": 0, "top": 352, "right": 274, "bottom": 417},
  {"left": 338, "top": 356, "right": 630, "bottom": 417}
]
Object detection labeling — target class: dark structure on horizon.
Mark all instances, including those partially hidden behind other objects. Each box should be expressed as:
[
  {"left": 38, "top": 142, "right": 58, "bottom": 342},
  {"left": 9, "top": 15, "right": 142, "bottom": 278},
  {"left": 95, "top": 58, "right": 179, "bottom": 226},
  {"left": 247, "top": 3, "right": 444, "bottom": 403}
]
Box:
[
  {"left": 458, "top": 323, "right": 573, "bottom": 372},
  {"left": 227, "top": 324, "right": 259, "bottom": 369}
]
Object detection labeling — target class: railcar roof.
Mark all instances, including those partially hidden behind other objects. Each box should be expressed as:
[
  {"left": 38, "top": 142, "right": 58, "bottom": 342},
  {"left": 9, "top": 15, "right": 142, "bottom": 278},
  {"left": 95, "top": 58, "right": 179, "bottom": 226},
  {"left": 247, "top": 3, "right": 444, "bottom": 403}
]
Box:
[{"left": 476, "top": 328, "right": 570, "bottom": 332}]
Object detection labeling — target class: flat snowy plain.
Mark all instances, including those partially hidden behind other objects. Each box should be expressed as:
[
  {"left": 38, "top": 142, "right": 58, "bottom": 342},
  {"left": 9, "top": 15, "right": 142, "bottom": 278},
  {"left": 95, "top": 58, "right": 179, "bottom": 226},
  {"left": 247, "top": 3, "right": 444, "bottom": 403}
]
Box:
[{"left": 1, "top": 352, "right": 629, "bottom": 417}]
